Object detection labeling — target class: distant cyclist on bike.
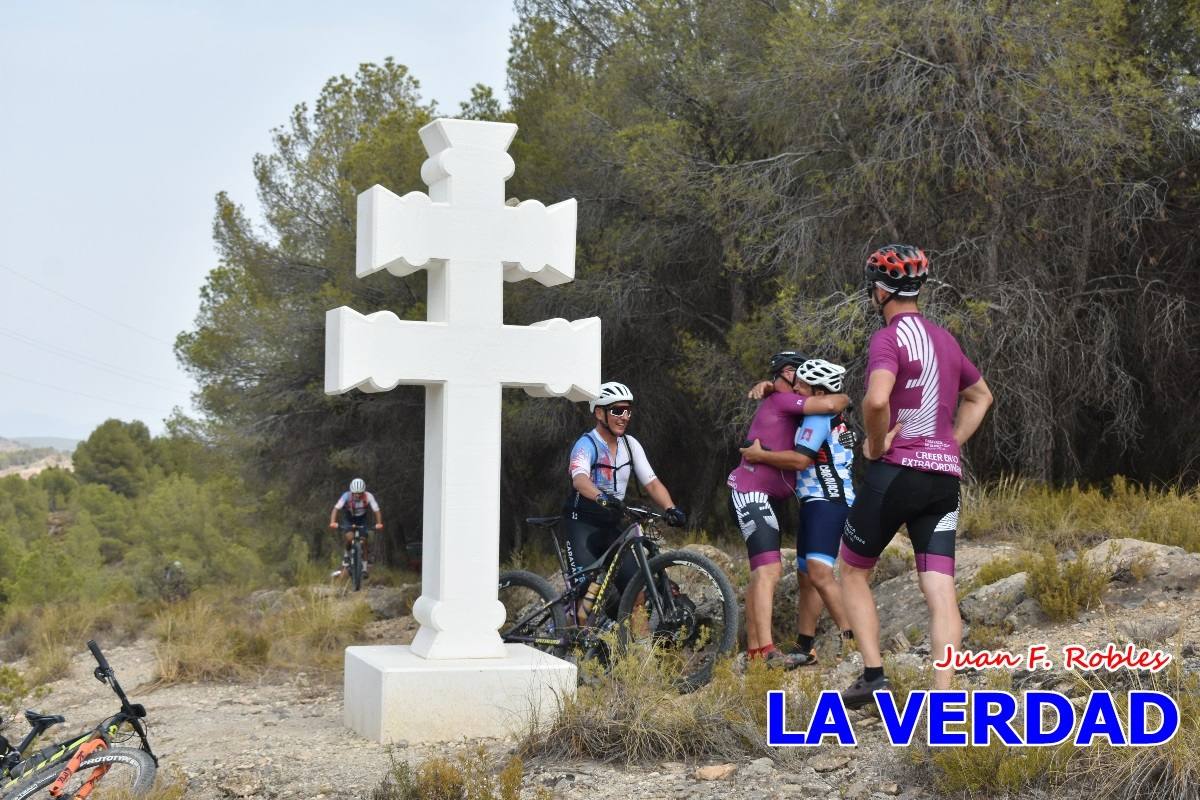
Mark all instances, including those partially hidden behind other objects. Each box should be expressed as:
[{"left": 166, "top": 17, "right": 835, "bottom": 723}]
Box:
[
  {"left": 328, "top": 478, "right": 384, "bottom": 578},
  {"left": 563, "top": 381, "right": 687, "bottom": 606}
]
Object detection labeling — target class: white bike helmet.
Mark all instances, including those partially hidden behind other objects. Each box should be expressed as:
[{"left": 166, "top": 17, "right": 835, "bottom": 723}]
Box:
[
  {"left": 796, "top": 359, "right": 847, "bottom": 393},
  {"left": 589, "top": 381, "right": 635, "bottom": 412},
  {"left": 349, "top": 478, "right": 366, "bottom": 493}
]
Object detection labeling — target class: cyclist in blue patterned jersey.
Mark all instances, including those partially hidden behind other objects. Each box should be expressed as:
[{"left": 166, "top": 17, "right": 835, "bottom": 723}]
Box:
[
  {"left": 328, "top": 478, "right": 384, "bottom": 578},
  {"left": 740, "top": 358, "right": 855, "bottom": 665},
  {"left": 562, "top": 382, "right": 687, "bottom": 612}
]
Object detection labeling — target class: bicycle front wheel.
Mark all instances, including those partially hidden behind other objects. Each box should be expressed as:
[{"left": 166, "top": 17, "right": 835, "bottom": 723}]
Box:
[
  {"left": 351, "top": 541, "right": 364, "bottom": 591},
  {"left": 6, "top": 747, "right": 157, "bottom": 799},
  {"left": 498, "top": 570, "right": 567, "bottom": 656},
  {"left": 616, "top": 549, "right": 739, "bottom": 692}
]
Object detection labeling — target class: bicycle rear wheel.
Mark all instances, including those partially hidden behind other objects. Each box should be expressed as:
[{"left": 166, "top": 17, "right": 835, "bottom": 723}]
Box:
[
  {"left": 616, "top": 550, "right": 739, "bottom": 692},
  {"left": 6, "top": 747, "right": 156, "bottom": 799},
  {"left": 498, "top": 570, "right": 567, "bottom": 656}
]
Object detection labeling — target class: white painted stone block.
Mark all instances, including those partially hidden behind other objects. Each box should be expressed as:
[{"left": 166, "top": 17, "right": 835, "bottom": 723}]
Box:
[{"left": 343, "top": 644, "right": 577, "bottom": 743}]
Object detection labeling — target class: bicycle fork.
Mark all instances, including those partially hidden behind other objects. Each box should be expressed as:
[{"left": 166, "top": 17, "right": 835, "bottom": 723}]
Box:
[{"left": 49, "top": 738, "right": 108, "bottom": 799}]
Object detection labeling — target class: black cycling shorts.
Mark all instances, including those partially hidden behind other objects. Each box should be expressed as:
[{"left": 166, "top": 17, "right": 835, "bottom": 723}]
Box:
[
  {"left": 728, "top": 490, "right": 787, "bottom": 570},
  {"left": 559, "top": 507, "right": 639, "bottom": 597},
  {"left": 841, "top": 462, "right": 960, "bottom": 576}
]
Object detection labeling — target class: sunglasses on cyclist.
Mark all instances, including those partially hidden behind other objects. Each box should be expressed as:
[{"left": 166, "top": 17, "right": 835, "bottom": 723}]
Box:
[{"left": 606, "top": 405, "right": 633, "bottom": 418}]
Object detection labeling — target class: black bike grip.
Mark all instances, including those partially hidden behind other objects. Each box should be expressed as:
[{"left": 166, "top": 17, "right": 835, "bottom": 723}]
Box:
[{"left": 88, "top": 640, "right": 112, "bottom": 673}]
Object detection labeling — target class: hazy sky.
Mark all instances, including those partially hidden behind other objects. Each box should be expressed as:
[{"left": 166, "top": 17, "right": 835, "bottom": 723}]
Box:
[{"left": 0, "top": 1, "right": 516, "bottom": 440}]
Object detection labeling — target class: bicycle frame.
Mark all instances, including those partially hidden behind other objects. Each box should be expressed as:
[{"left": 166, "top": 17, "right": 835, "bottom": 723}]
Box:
[
  {"left": 0, "top": 641, "right": 156, "bottom": 794},
  {"left": 506, "top": 508, "right": 676, "bottom": 649}
]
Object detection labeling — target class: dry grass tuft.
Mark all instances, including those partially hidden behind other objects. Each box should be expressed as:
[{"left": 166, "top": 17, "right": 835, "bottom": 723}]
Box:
[
  {"left": 371, "top": 746, "right": 546, "bottom": 800},
  {"left": 153, "top": 588, "right": 371, "bottom": 683},
  {"left": 520, "top": 642, "right": 821, "bottom": 764}
]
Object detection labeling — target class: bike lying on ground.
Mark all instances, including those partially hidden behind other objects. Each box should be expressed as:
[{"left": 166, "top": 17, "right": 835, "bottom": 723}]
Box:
[
  {"left": 0, "top": 640, "right": 158, "bottom": 799},
  {"left": 498, "top": 505, "right": 738, "bottom": 692}
]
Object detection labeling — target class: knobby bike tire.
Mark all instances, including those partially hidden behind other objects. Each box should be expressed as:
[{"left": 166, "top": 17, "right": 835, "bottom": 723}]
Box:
[
  {"left": 5, "top": 747, "right": 156, "bottom": 799},
  {"left": 616, "top": 549, "right": 739, "bottom": 692},
  {"left": 497, "top": 570, "right": 567, "bottom": 656},
  {"left": 351, "top": 540, "right": 364, "bottom": 592}
]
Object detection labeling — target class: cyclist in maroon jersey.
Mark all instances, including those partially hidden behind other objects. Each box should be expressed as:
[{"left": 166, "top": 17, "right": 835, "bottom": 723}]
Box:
[
  {"left": 729, "top": 351, "right": 850, "bottom": 668},
  {"left": 839, "top": 245, "right": 993, "bottom": 707}
]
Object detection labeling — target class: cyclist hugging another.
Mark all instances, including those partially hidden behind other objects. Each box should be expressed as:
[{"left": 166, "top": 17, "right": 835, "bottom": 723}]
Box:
[
  {"left": 729, "top": 352, "right": 850, "bottom": 668},
  {"left": 740, "top": 358, "right": 856, "bottom": 667},
  {"left": 328, "top": 478, "right": 384, "bottom": 579},
  {"left": 562, "top": 381, "right": 687, "bottom": 620}
]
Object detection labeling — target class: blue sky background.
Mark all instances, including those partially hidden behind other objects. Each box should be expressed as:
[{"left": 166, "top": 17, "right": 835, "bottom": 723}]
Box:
[{"left": 0, "top": 1, "right": 516, "bottom": 439}]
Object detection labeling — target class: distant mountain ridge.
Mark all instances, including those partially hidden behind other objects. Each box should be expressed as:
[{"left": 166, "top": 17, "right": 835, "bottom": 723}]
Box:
[{"left": 0, "top": 436, "right": 79, "bottom": 453}]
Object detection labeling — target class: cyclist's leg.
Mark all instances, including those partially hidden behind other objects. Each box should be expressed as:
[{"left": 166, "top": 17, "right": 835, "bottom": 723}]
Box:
[
  {"left": 907, "top": 475, "right": 962, "bottom": 689},
  {"left": 730, "top": 490, "right": 783, "bottom": 654},
  {"left": 800, "top": 500, "right": 851, "bottom": 637},
  {"left": 839, "top": 462, "right": 908, "bottom": 672},
  {"left": 562, "top": 512, "right": 613, "bottom": 623}
]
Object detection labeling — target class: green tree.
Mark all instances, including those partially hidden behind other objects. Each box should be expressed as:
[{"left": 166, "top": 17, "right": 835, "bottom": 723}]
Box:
[{"left": 72, "top": 419, "right": 156, "bottom": 497}]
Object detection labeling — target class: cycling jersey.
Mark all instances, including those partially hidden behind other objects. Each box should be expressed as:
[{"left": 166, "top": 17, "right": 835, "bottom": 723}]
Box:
[
  {"left": 843, "top": 311, "right": 980, "bottom": 575},
  {"left": 335, "top": 491, "right": 380, "bottom": 518},
  {"left": 866, "top": 312, "right": 981, "bottom": 477},
  {"left": 794, "top": 413, "right": 855, "bottom": 504},
  {"left": 727, "top": 392, "right": 810, "bottom": 497},
  {"left": 567, "top": 430, "right": 656, "bottom": 500}
]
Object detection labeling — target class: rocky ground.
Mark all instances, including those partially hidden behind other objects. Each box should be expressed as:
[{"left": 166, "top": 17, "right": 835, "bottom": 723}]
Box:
[{"left": 5, "top": 534, "right": 1198, "bottom": 799}]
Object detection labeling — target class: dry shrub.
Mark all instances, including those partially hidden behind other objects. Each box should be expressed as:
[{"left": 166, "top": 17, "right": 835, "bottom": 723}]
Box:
[
  {"left": 520, "top": 643, "right": 821, "bottom": 764},
  {"left": 963, "top": 477, "right": 1200, "bottom": 552},
  {"left": 153, "top": 588, "right": 371, "bottom": 683},
  {"left": 1025, "top": 548, "right": 1108, "bottom": 622},
  {"left": 371, "top": 747, "right": 543, "bottom": 800}
]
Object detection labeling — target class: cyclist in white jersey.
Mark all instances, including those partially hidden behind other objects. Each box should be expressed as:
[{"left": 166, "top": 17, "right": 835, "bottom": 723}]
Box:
[
  {"left": 562, "top": 382, "right": 687, "bottom": 600},
  {"left": 328, "top": 478, "right": 384, "bottom": 577}
]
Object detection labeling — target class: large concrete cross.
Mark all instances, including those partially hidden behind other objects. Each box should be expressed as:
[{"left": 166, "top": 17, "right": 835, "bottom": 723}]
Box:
[{"left": 326, "top": 119, "right": 600, "bottom": 660}]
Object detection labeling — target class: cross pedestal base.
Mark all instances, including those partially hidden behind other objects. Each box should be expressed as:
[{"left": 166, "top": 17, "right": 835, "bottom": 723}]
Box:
[{"left": 343, "top": 644, "right": 577, "bottom": 743}]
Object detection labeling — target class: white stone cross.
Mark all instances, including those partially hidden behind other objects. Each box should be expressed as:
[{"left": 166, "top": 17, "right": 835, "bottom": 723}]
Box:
[{"left": 326, "top": 118, "right": 600, "bottom": 661}]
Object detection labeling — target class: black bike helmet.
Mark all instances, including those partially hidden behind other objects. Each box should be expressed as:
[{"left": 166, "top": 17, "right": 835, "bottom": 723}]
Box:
[{"left": 769, "top": 350, "right": 807, "bottom": 378}]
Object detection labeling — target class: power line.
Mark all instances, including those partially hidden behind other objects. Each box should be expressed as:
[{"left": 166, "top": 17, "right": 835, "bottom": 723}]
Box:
[
  {"left": 0, "top": 326, "right": 190, "bottom": 392},
  {"left": 0, "top": 262, "right": 175, "bottom": 346},
  {"left": 0, "top": 369, "right": 167, "bottom": 415}
]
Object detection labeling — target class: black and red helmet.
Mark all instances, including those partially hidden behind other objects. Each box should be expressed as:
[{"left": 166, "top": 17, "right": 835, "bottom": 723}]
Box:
[{"left": 865, "top": 244, "right": 928, "bottom": 296}]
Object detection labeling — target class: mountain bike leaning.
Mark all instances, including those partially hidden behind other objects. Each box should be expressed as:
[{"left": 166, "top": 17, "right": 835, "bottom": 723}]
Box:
[
  {"left": 498, "top": 505, "right": 738, "bottom": 692},
  {"left": 0, "top": 640, "right": 157, "bottom": 799}
]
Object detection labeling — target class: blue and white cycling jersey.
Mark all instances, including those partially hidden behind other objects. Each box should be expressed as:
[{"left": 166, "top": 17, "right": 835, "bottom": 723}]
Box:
[{"left": 793, "top": 413, "right": 855, "bottom": 505}]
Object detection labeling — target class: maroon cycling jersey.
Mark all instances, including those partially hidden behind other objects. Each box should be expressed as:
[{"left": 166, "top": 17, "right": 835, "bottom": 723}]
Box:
[
  {"left": 867, "top": 312, "right": 981, "bottom": 477},
  {"left": 727, "top": 392, "right": 809, "bottom": 498}
]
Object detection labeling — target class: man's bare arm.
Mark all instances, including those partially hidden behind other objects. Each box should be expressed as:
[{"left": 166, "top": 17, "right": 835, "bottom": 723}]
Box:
[
  {"left": 802, "top": 393, "right": 851, "bottom": 414},
  {"left": 863, "top": 369, "right": 897, "bottom": 460},
  {"left": 954, "top": 378, "right": 993, "bottom": 446},
  {"left": 739, "top": 439, "right": 813, "bottom": 471}
]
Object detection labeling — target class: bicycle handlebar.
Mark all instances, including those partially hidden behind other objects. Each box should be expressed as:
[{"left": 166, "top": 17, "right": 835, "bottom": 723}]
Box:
[{"left": 87, "top": 640, "right": 112, "bottom": 678}]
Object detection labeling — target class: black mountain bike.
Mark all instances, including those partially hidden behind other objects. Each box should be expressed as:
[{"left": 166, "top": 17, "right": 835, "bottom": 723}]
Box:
[
  {"left": 0, "top": 640, "right": 157, "bottom": 799},
  {"left": 498, "top": 506, "right": 738, "bottom": 692},
  {"left": 338, "top": 522, "right": 369, "bottom": 591}
]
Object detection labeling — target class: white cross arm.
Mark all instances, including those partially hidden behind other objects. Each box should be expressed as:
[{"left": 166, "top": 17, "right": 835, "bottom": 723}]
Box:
[
  {"left": 356, "top": 187, "right": 578, "bottom": 287},
  {"left": 325, "top": 307, "right": 601, "bottom": 401}
]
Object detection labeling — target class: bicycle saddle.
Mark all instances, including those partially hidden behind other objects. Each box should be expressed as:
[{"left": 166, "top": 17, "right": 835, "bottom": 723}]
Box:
[
  {"left": 23, "top": 710, "right": 65, "bottom": 729},
  {"left": 525, "top": 516, "right": 561, "bottom": 527}
]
